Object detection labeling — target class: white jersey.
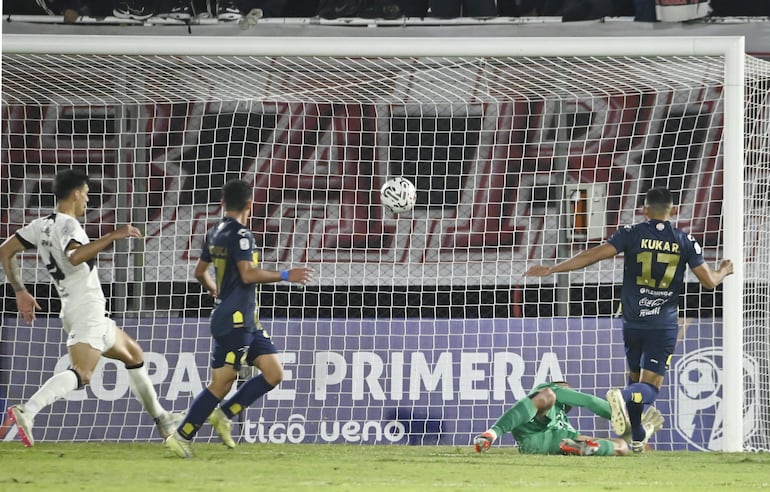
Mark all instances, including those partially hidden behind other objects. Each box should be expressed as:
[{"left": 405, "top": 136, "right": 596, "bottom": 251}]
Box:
[{"left": 16, "top": 213, "right": 105, "bottom": 312}]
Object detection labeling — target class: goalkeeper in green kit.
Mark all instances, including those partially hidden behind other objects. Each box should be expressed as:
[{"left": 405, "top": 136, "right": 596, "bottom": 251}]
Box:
[{"left": 473, "top": 382, "right": 663, "bottom": 456}]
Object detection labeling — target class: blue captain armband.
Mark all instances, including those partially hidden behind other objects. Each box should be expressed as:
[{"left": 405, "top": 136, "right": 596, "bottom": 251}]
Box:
[{"left": 280, "top": 270, "right": 289, "bottom": 281}]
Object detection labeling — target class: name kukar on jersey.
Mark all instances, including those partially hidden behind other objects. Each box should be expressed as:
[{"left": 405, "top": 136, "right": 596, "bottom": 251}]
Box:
[
  {"left": 609, "top": 220, "right": 705, "bottom": 330},
  {"left": 639, "top": 238, "right": 680, "bottom": 253}
]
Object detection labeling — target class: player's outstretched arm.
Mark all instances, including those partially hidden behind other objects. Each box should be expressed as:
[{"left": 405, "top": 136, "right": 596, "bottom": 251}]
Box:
[
  {"left": 691, "top": 259, "right": 734, "bottom": 290},
  {"left": 237, "top": 261, "right": 314, "bottom": 285},
  {"left": 525, "top": 243, "right": 618, "bottom": 277},
  {"left": 67, "top": 224, "right": 143, "bottom": 266},
  {"left": 0, "top": 236, "right": 42, "bottom": 323}
]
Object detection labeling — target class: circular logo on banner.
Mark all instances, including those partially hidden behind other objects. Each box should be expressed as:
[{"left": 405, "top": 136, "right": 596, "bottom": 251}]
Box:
[{"left": 673, "top": 347, "right": 758, "bottom": 451}]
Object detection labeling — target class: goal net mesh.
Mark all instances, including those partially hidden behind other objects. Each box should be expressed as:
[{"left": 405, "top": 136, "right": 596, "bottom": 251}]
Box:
[{"left": 1, "top": 47, "right": 769, "bottom": 451}]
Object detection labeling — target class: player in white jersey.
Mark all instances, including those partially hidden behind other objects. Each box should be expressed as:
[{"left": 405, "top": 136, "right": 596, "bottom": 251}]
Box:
[{"left": 0, "top": 168, "right": 180, "bottom": 447}]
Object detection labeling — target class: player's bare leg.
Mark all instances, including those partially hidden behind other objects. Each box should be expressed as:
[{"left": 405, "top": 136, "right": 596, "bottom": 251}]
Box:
[{"left": 254, "top": 353, "right": 284, "bottom": 387}]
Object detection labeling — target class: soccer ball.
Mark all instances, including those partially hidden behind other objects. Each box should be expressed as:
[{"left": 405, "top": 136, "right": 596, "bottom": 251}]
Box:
[{"left": 380, "top": 177, "right": 417, "bottom": 214}]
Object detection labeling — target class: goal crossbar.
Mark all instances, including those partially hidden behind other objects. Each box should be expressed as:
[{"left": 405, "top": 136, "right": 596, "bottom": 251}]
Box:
[{"left": 2, "top": 34, "right": 745, "bottom": 58}]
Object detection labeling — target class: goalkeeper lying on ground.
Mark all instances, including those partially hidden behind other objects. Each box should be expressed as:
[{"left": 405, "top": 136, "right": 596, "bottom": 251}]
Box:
[{"left": 473, "top": 382, "right": 664, "bottom": 456}]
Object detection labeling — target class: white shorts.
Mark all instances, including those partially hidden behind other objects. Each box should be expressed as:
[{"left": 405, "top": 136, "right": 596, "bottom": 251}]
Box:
[{"left": 61, "top": 303, "right": 118, "bottom": 352}]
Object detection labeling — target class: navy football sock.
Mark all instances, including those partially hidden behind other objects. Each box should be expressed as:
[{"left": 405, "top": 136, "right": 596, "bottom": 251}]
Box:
[
  {"left": 621, "top": 382, "right": 659, "bottom": 405},
  {"left": 178, "top": 388, "right": 220, "bottom": 440},
  {"left": 628, "top": 401, "right": 645, "bottom": 441},
  {"left": 221, "top": 374, "right": 275, "bottom": 418},
  {"left": 624, "top": 382, "right": 659, "bottom": 441}
]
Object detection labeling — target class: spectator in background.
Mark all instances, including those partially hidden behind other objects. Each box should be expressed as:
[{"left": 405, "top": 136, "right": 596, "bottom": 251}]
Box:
[
  {"left": 156, "top": 0, "right": 218, "bottom": 20},
  {"left": 157, "top": 0, "right": 289, "bottom": 21},
  {"left": 213, "top": 0, "right": 290, "bottom": 20},
  {"left": 157, "top": 0, "right": 194, "bottom": 20},
  {"left": 113, "top": 0, "right": 155, "bottom": 19}
]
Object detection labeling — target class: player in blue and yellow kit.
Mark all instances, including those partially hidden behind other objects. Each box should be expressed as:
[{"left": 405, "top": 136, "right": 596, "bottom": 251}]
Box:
[
  {"left": 165, "top": 179, "right": 313, "bottom": 458},
  {"left": 525, "top": 188, "right": 733, "bottom": 452}
]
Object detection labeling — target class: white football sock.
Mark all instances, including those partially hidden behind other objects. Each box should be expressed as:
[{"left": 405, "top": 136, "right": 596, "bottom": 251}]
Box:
[
  {"left": 23, "top": 369, "right": 80, "bottom": 419},
  {"left": 127, "top": 364, "right": 166, "bottom": 419}
]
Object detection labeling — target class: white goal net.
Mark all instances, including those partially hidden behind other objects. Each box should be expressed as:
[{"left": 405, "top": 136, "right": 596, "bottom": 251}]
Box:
[{"left": 1, "top": 35, "right": 769, "bottom": 452}]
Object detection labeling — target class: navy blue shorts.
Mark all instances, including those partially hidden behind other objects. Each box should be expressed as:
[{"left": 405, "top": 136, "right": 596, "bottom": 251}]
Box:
[
  {"left": 211, "top": 327, "right": 278, "bottom": 370},
  {"left": 623, "top": 326, "right": 678, "bottom": 375}
]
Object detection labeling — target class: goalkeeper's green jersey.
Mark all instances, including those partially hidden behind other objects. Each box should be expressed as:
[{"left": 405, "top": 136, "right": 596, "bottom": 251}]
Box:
[{"left": 512, "top": 382, "right": 579, "bottom": 454}]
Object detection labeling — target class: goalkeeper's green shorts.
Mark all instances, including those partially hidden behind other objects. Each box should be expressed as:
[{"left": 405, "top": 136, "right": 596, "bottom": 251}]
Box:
[{"left": 517, "top": 427, "right": 580, "bottom": 455}]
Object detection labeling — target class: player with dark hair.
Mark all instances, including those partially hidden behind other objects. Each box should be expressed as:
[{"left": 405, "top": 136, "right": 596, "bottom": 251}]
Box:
[
  {"left": 165, "top": 178, "right": 313, "bottom": 458},
  {"left": 525, "top": 187, "right": 733, "bottom": 452},
  {"left": 473, "top": 381, "right": 664, "bottom": 456},
  {"left": 0, "top": 168, "right": 180, "bottom": 447}
]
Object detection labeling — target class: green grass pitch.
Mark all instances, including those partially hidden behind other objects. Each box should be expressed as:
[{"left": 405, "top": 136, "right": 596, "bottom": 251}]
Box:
[{"left": 1, "top": 442, "right": 768, "bottom": 491}]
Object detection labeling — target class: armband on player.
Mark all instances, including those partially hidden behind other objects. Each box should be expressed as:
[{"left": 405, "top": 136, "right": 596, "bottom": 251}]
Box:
[{"left": 280, "top": 270, "right": 289, "bottom": 281}]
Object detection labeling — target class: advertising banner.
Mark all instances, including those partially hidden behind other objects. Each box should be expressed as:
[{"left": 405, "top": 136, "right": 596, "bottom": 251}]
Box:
[{"left": 3, "top": 316, "right": 746, "bottom": 450}]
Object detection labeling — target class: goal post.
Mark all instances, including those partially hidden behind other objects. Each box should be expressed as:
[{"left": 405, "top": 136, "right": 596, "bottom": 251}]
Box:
[
  {"left": 1, "top": 34, "right": 766, "bottom": 452},
  {"left": 720, "top": 36, "right": 745, "bottom": 454}
]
